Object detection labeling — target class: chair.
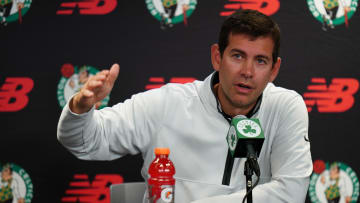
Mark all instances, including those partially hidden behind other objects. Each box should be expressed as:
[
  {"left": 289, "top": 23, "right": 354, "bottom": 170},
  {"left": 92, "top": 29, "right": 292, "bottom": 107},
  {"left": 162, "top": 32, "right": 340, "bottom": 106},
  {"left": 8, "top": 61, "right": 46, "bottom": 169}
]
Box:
[{"left": 110, "top": 182, "right": 146, "bottom": 203}]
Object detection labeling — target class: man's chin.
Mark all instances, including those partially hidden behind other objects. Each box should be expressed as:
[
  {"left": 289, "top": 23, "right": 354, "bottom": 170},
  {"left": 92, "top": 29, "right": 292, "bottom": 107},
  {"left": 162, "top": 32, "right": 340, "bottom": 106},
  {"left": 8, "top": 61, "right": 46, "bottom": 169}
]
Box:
[{"left": 230, "top": 100, "right": 252, "bottom": 110}]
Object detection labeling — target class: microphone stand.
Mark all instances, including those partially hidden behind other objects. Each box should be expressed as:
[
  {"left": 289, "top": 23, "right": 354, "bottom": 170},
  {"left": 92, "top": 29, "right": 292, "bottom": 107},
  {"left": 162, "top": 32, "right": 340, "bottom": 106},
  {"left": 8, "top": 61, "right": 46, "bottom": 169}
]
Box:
[
  {"left": 243, "top": 143, "right": 260, "bottom": 203},
  {"left": 244, "top": 159, "right": 254, "bottom": 203}
]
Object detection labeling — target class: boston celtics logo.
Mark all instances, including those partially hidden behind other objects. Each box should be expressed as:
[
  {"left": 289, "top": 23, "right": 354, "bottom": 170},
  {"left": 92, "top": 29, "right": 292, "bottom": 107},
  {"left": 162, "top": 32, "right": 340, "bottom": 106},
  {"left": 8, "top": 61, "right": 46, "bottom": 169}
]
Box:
[
  {"left": 0, "top": 163, "right": 33, "bottom": 203},
  {"left": 309, "top": 160, "right": 360, "bottom": 203},
  {"left": 227, "top": 126, "right": 238, "bottom": 151},
  {"left": 307, "top": 0, "right": 358, "bottom": 30},
  {"left": 145, "top": 0, "right": 197, "bottom": 29},
  {"left": 57, "top": 63, "right": 110, "bottom": 109},
  {"left": 237, "top": 119, "right": 261, "bottom": 138},
  {"left": 0, "top": 0, "right": 31, "bottom": 26}
]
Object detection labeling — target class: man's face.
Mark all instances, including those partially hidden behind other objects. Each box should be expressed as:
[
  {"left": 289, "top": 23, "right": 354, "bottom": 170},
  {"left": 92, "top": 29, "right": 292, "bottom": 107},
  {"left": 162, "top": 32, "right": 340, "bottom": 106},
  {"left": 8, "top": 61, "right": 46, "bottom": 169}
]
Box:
[
  {"left": 1, "top": 168, "right": 11, "bottom": 180},
  {"left": 211, "top": 33, "right": 280, "bottom": 115},
  {"left": 330, "top": 167, "right": 339, "bottom": 179}
]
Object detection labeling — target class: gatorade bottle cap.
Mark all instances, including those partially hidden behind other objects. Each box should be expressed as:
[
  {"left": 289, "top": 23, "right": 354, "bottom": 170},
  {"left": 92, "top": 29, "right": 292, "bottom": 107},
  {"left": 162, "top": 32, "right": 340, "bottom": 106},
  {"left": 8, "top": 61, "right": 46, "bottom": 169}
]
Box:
[{"left": 155, "top": 148, "right": 170, "bottom": 155}]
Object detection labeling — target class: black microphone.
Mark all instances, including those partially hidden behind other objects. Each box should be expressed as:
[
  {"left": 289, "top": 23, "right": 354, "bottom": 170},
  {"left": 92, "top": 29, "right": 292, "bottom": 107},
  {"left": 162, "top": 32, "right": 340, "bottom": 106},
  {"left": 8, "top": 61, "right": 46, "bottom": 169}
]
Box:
[
  {"left": 226, "top": 115, "right": 264, "bottom": 159},
  {"left": 226, "top": 115, "right": 265, "bottom": 203}
]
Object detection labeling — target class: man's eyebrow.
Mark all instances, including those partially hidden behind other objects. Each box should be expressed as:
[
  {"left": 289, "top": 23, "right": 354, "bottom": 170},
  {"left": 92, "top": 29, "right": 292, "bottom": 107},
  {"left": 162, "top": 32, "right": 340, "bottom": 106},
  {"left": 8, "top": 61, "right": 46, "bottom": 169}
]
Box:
[
  {"left": 256, "top": 55, "right": 271, "bottom": 61},
  {"left": 230, "top": 48, "right": 246, "bottom": 55},
  {"left": 230, "top": 48, "right": 271, "bottom": 61}
]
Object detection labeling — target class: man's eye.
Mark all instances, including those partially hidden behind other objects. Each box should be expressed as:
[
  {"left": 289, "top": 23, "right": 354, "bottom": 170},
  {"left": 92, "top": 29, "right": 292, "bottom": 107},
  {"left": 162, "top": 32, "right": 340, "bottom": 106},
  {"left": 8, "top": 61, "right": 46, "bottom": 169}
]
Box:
[
  {"left": 233, "top": 54, "right": 242, "bottom": 59},
  {"left": 257, "top": 58, "right": 267, "bottom": 65}
]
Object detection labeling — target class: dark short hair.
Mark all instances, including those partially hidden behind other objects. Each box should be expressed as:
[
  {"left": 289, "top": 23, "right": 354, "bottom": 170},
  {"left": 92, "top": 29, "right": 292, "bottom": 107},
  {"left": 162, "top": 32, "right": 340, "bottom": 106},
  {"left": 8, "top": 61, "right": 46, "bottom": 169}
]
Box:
[{"left": 218, "top": 9, "right": 280, "bottom": 65}]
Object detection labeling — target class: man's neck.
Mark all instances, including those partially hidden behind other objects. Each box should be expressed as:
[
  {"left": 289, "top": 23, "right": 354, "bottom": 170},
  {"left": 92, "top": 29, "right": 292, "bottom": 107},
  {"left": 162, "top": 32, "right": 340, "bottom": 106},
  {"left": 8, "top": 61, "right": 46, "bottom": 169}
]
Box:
[{"left": 213, "top": 83, "right": 255, "bottom": 117}]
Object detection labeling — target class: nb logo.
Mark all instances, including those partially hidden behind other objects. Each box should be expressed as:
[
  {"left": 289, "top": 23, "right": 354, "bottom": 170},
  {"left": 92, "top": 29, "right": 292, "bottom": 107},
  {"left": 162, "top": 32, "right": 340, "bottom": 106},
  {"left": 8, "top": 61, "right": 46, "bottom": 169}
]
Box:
[
  {"left": 62, "top": 174, "right": 123, "bottom": 202},
  {"left": 57, "top": 0, "right": 117, "bottom": 15},
  {"left": 220, "top": 0, "right": 280, "bottom": 16},
  {"left": 145, "top": 77, "right": 197, "bottom": 90},
  {"left": 303, "top": 78, "right": 359, "bottom": 113},
  {"left": 0, "top": 77, "right": 34, "bottom": 112}
]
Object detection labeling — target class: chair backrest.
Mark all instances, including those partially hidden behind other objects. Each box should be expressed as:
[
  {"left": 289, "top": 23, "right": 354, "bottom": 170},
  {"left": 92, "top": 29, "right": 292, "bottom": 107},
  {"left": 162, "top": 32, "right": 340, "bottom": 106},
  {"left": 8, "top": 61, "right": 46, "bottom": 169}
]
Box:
[{"left": 110, "top": 182, "right": 146, "bottom": 203}]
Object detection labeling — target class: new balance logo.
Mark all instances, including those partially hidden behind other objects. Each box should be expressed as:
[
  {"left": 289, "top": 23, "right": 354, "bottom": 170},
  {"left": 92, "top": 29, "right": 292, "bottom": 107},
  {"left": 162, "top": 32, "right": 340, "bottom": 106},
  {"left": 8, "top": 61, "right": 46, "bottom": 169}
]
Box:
[
  {"left": 57, "top": 0, "right": 117, "bottom": 15},
  {"left": 62, "top": 174, "right": 123, "bottom": 202},
  {"left": 220, "top": 0, "right": 280, "bottom": 16},
  {"left": 145, "top": 77, "right": 197, "bottom": 90},
  {"left": 303, "top": 78, "right": 359, "bottom": 113},
  {"left": 0, "top": 77, "right": 34, "bottom": 112}
]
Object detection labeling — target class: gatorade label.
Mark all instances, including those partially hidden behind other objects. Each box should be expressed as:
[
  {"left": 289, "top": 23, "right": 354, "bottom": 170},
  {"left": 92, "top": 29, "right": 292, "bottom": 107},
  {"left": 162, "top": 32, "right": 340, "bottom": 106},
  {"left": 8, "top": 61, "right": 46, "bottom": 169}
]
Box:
[
  {"left": 160, "top": 185, "right": 174, "bottom": 203},
  {"left": 149, "top": 185, "right": 174, "bottom": 203}
]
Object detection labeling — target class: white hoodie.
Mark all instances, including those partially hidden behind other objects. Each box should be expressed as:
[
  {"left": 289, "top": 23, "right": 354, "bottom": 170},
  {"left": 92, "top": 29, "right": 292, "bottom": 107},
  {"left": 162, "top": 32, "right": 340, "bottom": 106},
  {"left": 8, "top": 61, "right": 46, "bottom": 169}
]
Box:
[{"left": 57, "top": 72, "right": 312, "bottom": 203}]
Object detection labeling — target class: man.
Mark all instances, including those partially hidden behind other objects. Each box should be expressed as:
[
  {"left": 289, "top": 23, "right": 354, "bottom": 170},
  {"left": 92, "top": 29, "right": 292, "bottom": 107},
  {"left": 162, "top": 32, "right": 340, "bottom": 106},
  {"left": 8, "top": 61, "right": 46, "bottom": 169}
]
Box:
[
  {"left": 0, "top": 164, "right": 25, "bottom": 203},
  {"left": 321, "top": 163, "right": 351, "bottom": 203},
  {"left": 160, "top": 0, "right": 189, "bottom": 29},
  {"left": 0, "top": 0, "right": 24, "bottom": 26},
  {"left": 321, "top": 0, "right": 339, "bottom": 30},
  {"left": 57, "top": 9, "right": 312, "bottom": 202},
  {"left": 69, "top": 65, "right": 90, "bottom": 92}
]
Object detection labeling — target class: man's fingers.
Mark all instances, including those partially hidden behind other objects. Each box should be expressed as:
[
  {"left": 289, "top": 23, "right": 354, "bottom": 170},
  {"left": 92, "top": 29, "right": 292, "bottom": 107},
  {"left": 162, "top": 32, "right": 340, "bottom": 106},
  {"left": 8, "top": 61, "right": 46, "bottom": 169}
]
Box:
[
  {"left": 107, "top": 64, "right": 120, "bottom": 86},
  {"left": 94, "top": 73, "right": 107, "bottom": 82},
  {"left": 96, "top": 70, "right": 109, "bottom": 79},
  {"left": 88, "top": 80, "right": 103, "bottom": 89},
  {"left": 82, "top": 89, "right": 94, "bottom": 97},
  {"left": 81, "top": 63, "right": 119, "bottom": 102},
  {"left": 100, "top": 69, "right": 110, "bottom": 76}
]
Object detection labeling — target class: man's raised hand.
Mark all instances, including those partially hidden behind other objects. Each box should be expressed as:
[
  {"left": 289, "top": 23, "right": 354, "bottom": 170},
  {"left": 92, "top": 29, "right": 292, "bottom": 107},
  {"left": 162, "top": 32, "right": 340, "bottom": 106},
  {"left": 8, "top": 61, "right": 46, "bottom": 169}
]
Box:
[{"left": 70, "top": 64, "right": 120, "bottom": 114}]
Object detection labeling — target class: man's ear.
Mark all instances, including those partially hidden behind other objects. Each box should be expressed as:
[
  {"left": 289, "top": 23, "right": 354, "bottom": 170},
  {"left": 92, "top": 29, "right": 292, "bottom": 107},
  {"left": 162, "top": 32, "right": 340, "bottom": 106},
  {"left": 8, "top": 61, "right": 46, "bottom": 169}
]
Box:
[
  {"left": 211, "top": 44, "right": 221, "bottom": 71},
  {"left": 270, "top": 57, "right": 281, "bottom": 82}
]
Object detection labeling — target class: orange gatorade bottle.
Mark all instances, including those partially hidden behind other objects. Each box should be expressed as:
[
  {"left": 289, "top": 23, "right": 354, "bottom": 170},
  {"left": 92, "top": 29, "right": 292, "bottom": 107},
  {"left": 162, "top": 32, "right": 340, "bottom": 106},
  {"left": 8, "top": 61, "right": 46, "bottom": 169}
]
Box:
[{"left": 148, "top": 148, "right": 176, "bottom": 203}]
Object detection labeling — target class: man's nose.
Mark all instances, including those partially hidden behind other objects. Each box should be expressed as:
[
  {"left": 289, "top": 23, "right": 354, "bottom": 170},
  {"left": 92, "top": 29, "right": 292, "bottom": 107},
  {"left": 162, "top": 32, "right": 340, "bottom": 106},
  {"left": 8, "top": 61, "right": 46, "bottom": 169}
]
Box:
[{"left": 240, "top": 59, "right": 254, "bottom": 79}]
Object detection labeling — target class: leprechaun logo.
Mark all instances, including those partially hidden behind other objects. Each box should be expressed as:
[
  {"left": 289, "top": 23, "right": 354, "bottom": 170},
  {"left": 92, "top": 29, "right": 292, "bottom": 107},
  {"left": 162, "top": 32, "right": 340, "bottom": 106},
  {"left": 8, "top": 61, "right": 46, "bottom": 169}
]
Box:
[
  {"left": 0, "top": 163, "right": 33, "bottom": 203},
  {"left": 307, "top": 0, "right": 358, "bottom": 31},
  {"left": 145, "top": 0, "right": 197, "bottom": 29},
  {"left": 57, "top": 63, "right": 110, "bottom": 109},
  {"left": 0, "top": 0, "right": 31, "bottom": 27},
  {"left": 227, "top": 126, "right": 237, "bottom": 151},
  {"left": 309, "top": 160, "right": 360, "bottom": 203}
]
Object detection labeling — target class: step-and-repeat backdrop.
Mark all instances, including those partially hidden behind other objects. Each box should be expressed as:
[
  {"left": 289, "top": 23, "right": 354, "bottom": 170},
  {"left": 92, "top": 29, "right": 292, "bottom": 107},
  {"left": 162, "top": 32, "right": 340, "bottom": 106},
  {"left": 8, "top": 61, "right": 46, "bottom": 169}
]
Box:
[{"left": 1, "top": 0, "right": 360, "bottom": 202}]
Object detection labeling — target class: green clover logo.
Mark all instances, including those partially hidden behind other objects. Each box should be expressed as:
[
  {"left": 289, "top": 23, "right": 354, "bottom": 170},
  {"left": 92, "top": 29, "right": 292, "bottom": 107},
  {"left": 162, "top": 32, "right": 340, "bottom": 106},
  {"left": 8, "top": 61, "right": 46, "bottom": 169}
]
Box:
[{"left": 244, "top": 125, "right": 256, "bottom": 134}]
